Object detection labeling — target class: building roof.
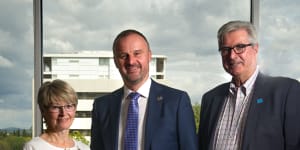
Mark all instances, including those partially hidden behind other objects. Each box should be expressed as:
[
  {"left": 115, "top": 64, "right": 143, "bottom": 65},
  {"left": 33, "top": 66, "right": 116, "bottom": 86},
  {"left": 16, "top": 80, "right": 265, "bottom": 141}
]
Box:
[{"left": 44, "top": 50, "right": 166, "bottom": 58}]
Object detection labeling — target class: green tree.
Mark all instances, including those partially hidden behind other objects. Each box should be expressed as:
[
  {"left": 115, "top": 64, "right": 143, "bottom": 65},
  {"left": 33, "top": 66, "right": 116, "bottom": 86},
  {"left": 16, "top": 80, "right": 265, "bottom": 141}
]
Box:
[
  {"left": 16, "top": 129, "right": 21, "bottom": 137},
  {"left": 0, "top": 130, "right": 7, "bottom": 137},
  {"left": 192, "top": 103, "right": 201, "bottom": 133},
  {"left": 22, "top": 129, "right": 27, "bottom": 136},
  {"left": 70, "top": 130, "right": 89, "bottom": 145},
  {"left": 1, "top": 135, "right": 30, "bottom": 150},
  {"left": 0, "top": 140, "right": 10, "bottom": 150}
]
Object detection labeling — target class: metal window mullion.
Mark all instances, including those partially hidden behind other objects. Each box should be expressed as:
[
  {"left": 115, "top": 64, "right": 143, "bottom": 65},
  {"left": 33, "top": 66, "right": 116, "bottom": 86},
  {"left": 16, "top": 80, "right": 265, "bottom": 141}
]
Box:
[
  {"left": 251, "top": 0, "right": 260, "bottom": 33},
  {"left": 33, "top": 0, "right": 43, "bottom": 137}
]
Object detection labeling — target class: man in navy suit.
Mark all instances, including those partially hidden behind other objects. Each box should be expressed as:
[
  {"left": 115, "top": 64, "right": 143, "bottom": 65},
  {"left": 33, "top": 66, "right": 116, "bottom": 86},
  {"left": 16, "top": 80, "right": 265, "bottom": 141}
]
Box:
[
  {"left": 91, "top": 29, "right": 198, "bottom": 150},
  {"left": 198, "top": 20, "right": 300, "bottom": 150}
]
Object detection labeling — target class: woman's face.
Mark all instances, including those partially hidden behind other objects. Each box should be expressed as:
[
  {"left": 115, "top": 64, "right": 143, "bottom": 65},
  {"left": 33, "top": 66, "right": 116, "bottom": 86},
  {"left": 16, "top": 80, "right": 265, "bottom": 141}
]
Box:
[{"left": 43, "top": 101, "right": 76, "bottom": 132}]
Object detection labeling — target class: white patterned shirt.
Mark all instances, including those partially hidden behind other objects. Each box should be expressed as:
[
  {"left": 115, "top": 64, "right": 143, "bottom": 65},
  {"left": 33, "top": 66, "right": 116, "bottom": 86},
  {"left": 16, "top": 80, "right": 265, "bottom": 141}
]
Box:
[{"left": 213, "top": 68, "right": 259, "bottom": 150}]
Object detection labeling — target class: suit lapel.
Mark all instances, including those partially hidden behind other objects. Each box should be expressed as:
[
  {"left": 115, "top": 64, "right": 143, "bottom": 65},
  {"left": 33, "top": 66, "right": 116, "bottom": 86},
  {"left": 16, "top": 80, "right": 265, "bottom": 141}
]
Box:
[
  {"left": 144, "top": 81, "right": 163, "bottom": 150},
  {"left": 110, "top": 89, "right": 124, "bottom": 150},
  {"left": 242, "top": 73, "right": 267, "bottom": 149},
  {"left": 207, "top": 86, "right": 229, "bottom": 149}
]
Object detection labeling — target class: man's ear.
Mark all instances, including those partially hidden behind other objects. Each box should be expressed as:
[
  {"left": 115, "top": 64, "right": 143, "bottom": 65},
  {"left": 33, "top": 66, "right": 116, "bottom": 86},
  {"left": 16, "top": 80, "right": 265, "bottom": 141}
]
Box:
[
  {"left": 148, "top": 49, "right": 152, "bottom": 61},
  {"left": 253, "top": 43, "right": 259, "bottom": 53}
]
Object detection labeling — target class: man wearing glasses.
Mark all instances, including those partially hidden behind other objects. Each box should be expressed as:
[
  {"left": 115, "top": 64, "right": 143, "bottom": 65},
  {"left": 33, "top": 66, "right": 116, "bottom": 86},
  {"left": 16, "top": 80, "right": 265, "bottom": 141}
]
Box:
[{"left": 198, "top": 20, "right": 300, "bottom": 150}]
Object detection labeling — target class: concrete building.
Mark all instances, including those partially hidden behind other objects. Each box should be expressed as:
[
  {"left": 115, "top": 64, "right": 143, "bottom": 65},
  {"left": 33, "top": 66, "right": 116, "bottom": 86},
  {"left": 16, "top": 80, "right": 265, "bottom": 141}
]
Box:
[{"left": 42, "top": 51, "right": 167, "bottom": 141}]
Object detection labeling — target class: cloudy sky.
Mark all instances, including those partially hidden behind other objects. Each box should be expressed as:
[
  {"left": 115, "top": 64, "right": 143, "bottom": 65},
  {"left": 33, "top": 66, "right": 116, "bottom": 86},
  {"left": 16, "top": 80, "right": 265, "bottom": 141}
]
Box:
[{"left": 0, "top": 0, "right": 299, "bottom": 129}]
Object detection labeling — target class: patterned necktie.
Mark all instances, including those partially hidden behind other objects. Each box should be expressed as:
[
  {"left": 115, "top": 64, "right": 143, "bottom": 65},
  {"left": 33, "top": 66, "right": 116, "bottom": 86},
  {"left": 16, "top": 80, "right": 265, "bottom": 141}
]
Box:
[{"left": 124, "top": 92, "right": 140, "bottom": 150}]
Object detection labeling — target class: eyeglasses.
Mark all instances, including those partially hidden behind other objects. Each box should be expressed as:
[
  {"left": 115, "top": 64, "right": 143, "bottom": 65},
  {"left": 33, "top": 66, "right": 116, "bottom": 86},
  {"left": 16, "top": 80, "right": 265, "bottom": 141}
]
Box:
[
  {"left": 219, "top": 43, "right": 253, "bottom": 56},
  {"left": 47, "top": 104, "right": 76, "bottom": 113}
]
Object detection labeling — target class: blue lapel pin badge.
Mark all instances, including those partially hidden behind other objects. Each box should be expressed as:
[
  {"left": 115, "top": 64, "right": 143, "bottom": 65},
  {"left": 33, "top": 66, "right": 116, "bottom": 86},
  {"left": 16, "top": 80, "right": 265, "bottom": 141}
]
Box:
[{"left": 256, "top": 98, "right": 264, "bottom": 104}]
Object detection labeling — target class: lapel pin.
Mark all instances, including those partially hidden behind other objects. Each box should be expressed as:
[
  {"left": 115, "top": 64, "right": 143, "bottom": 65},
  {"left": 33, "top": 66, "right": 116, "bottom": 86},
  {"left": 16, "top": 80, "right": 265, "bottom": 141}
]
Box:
[
  {"left": 256, "top": 98, "right": 264, "bottom": 104},
  {"left": 157, "top": 96, "right": 163, "bottom": 101}
]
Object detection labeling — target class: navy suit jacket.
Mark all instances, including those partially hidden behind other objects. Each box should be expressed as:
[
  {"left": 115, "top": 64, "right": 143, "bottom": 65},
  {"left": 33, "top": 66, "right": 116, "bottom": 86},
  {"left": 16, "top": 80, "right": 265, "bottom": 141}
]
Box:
[
  {"left": 91, "top": 79, "right": 198, "bottom": 150},
  {"left": 198, "top": 73, "right": 300, "bottom": 150}
]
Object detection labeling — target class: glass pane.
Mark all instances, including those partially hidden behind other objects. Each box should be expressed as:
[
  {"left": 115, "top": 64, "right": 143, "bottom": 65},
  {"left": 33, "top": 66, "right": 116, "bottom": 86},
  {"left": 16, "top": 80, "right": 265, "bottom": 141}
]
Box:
[
  {"left": 0, "top": 0, "right": 33, "bottom": 143},
  {"left": 43, "top": 0, "right": 250, "bottom": 101},
  {"left": 43, "top": 0, "right": 250, "bottom": 141},
  {"left": 260, "top": 0, "right": 300, "bottom": 80}
]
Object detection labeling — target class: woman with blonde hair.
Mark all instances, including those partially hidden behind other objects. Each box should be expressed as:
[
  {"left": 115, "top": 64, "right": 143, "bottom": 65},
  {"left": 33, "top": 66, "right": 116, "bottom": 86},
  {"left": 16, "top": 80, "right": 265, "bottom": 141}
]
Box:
[{"left": 23, "top": 79, "right": 89, "bottom": 150}]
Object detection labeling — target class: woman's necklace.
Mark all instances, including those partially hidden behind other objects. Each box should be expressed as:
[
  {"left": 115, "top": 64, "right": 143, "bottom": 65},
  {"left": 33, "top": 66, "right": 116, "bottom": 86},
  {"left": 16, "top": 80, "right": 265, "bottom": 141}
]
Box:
[
  {"left": 64, "top": 139, "right": 81, "bottom": 150},
  {"left": 63, "top": 137, "right": 74, "bottom": 150}
]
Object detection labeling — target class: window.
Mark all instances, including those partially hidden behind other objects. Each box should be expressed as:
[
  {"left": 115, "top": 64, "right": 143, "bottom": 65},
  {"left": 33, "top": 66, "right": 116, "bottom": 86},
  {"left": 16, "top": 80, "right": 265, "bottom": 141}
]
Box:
[
  {"left": 260, "top": 0, "right": 300, "bottom": 80},
  {"left": 40, "top": 0, "right": 250, "bottom": 140},
  {"left": 43, "top": 0, "right": 250, "bottom": 103},
  {"left": 0, "top": 0, "right": 33, "bottom": 131},
  {"left": 5, "top": 0, "right": 299, "bottom": 145}
]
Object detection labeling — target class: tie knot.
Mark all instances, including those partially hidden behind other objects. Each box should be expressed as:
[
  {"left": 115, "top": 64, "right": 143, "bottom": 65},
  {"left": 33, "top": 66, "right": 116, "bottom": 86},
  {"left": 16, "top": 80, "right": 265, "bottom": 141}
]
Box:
[{"left": 128, "top": 92, "right": 140, "bottom": 101}]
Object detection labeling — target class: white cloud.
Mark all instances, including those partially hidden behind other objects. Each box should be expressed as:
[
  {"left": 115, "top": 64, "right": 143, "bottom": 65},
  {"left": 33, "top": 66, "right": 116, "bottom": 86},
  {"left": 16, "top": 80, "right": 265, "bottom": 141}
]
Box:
[
  {"left": 0, "top": 55, "right": 13, "bottom": 68},
  {"left": 45, "top": 38, "right": 74, "bottom": 51},
  {"left": 0, "top": 30, "right": 13, "bottom": 50}
]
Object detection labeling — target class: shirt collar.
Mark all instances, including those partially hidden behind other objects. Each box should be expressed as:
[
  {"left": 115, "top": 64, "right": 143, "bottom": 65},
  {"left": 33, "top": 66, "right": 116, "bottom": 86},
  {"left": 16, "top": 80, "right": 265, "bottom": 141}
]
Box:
[
  {"left": 123, "top": 77, "right": 152, "bottom": 99},
  {"left": 229, "top": 66, "right": 259, "bottom": 95}
]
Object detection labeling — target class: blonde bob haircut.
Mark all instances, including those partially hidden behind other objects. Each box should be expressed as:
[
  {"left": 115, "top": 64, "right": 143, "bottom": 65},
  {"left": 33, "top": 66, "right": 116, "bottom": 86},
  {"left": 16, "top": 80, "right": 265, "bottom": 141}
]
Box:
[{"left": 37, "top": 79, "right": 78, "bottom": 113}]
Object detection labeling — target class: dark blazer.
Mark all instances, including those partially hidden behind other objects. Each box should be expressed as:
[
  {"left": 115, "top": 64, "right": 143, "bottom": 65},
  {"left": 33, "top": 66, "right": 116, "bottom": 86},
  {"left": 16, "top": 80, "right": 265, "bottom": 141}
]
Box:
[
  {"left": 91, "top": 79, "right": 198, "bottom": 150},
  {"left": 198, "top": 73, "right": 300, "bottom": 150}
]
